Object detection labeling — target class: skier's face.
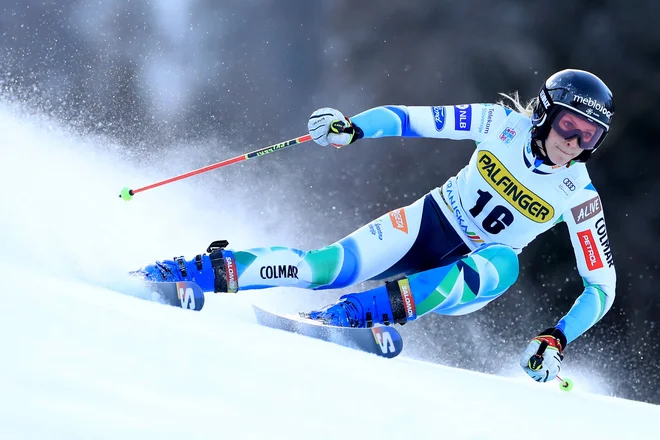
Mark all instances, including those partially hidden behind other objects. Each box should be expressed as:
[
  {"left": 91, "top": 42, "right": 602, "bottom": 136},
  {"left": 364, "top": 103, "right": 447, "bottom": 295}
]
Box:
[
  {"left": 544, "top": 127, "right": 583, "bottom": 165},
  {"left": 544, "top": 111, "right": 596, "bottom": 165},
  {"left": 543, "top": 109, "right": 606, "bottom": 165}
]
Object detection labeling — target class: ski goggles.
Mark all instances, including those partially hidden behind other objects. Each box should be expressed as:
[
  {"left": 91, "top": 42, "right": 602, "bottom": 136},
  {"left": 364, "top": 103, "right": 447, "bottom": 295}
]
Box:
[{"left": 551, "top": 108, "right": 606, "bottom": 150}]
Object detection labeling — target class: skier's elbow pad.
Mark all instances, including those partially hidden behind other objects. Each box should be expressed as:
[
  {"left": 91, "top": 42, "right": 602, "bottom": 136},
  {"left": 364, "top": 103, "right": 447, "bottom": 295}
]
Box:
[
  {"left": 601, "top": 284, "right": 616, "bottom": 314},
  {"left": 587, "top": 281, "right": 616, "bottom": 316}
]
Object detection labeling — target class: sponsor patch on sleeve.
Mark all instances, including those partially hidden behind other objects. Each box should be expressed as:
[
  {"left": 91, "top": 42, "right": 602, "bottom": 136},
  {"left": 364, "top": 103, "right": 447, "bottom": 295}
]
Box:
[
  {"left": 477, "top": 107, "right": 495, "bottom": 135},
  {"left": 595, "top": 217, "right": 614, "bottom": 267},
  {"left": 454, "top": 104, "right": 472, "bottom": 131},
  {"left": 570, "top": 196, "right": 602, "bottom": 224},
  {"left": 431, "top": 106, "right": 446, "bottom": 131},
  {"left": 578, "top": 229, "right": 604, "bottom": 270}
]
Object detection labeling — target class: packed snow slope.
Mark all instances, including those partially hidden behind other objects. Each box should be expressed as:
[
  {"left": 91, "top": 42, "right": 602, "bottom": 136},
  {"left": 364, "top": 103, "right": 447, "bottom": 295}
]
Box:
[{"left": 1, "top": 103, "right": 659, "bottom": 440}]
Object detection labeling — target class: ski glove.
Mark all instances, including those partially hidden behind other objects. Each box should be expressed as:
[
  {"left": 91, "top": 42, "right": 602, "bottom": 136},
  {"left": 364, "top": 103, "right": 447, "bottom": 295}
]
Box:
[
  {"left": 307, "top": 107, "right": 363, "bottom": 148},
  {"left": 520, "top": 327, "right": 567, "bottom": 383}
]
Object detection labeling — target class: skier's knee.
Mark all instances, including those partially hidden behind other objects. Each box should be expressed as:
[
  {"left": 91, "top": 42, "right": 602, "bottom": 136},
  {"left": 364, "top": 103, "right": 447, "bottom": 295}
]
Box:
[
  {"left": 474, "top": 243, "right": 519, "bottom": 290},
  {"left": 303, "top": 242, "right": 359, "bottom": 289}
]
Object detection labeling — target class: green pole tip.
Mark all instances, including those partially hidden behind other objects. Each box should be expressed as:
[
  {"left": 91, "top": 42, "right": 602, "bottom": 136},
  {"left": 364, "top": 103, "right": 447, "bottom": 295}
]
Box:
[
  {"left": 120, "top": 187, "right": 134, "bottom": 201},
  {"left": 559, "top": 377, "right": 574, "bottom": 392}
]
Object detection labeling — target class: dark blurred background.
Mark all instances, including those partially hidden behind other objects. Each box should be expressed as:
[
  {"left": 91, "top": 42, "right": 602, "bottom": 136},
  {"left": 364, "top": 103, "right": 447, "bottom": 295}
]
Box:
[{"left": 2, "top": 0, "right": 659, "bottom": 403}]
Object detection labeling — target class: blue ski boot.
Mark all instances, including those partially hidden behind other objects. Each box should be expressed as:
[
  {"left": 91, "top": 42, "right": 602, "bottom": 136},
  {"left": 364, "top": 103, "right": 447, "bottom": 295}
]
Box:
[
  {"left": 132, "top": 240, "right": 236, "bottom": 293},
  {"left": 305, "top": 278, "right": 417, "bottom": 328}
]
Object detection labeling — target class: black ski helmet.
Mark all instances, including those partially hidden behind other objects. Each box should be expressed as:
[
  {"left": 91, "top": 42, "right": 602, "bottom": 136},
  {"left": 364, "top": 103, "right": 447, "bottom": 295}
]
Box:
[{"left": 532, "top": 69, "right": 615, "bottom": 163}]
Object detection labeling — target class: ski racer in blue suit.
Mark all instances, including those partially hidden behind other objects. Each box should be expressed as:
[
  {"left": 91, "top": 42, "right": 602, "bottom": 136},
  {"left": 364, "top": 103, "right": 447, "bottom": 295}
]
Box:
[{"left": 135, "top": 69, "right": 617, "bottom": 384}]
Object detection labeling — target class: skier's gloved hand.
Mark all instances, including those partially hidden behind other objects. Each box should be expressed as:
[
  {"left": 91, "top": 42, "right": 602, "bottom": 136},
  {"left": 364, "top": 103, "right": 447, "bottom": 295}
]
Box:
[
  {"left": 307, "top": 107, "right": 363, "bottom": 148},
  {"left": 520, "top": 327, "right": 567, "bottom": 383}
]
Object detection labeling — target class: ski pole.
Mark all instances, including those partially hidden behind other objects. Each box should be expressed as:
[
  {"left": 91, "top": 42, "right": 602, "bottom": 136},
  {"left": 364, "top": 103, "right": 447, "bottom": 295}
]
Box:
[{"left": 119, "top": 134, "right": 312, "bottom": 201}]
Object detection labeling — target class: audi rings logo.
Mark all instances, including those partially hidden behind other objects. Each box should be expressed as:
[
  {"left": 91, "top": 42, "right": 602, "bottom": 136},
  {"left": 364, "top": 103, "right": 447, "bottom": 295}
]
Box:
[{"left": 563, "top": 178, "right": 576, "bottom": 192}]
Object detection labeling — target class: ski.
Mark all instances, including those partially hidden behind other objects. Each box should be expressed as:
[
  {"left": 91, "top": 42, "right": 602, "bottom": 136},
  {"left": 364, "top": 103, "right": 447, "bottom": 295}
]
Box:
[
  {"left": 140, "top": 282, "right": 403, "bottom": 358},
  {"left": 145, "top": 281, "right": 205, "bottom": 311},
  {"left": 252, "top": 304, "right": 404, "bottom": 358}
]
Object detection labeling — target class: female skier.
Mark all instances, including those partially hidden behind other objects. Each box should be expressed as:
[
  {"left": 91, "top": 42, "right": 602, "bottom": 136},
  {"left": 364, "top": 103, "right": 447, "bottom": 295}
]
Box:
[{"left": 136, "top": 69, "right": 616, "bottom": 384}]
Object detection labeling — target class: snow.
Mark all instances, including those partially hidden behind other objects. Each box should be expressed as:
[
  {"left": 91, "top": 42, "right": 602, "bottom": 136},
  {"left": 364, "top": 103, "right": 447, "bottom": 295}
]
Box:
[{"left": 1, "top": 103, "right": 659, "bottom": 440}]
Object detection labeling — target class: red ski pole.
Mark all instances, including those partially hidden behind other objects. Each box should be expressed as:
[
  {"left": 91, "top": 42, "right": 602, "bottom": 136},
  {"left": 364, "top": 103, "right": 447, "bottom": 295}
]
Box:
[{"left": 119, "top": 134, "right": 312, "bottom": 201}]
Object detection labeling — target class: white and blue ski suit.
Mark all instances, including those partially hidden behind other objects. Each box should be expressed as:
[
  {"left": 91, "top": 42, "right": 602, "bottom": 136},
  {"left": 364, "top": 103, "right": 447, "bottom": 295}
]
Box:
[{"left": 156, "top": 103, "right": 617, "bottom": 345}]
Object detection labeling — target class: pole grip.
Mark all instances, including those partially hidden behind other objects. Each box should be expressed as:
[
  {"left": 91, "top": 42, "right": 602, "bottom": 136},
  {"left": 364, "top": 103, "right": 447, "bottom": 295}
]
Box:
[
  {"left": 528, "top": 340, "right": 548, "bottom": 371},
  {"left": 536, "top": 340, "right": 549, "bottom": 356}
]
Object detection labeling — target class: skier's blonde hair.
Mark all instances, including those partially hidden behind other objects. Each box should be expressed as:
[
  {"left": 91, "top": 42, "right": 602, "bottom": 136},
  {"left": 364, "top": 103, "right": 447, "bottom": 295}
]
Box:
[{"left": 497, "top": 91, "right": 536, "bottom": 118}]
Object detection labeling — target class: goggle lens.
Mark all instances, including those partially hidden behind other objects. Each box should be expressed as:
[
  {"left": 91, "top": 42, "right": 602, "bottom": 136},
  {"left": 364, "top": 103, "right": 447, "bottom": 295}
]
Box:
[{"left": 551, "top": 109, "right": 605, "bottom": 150}]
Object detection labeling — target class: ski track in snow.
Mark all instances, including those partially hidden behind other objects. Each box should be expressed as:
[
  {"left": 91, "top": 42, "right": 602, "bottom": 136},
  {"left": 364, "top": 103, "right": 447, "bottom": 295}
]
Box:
[{"left": 1, "top": 103, "right": 659, "bottom": 440}]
